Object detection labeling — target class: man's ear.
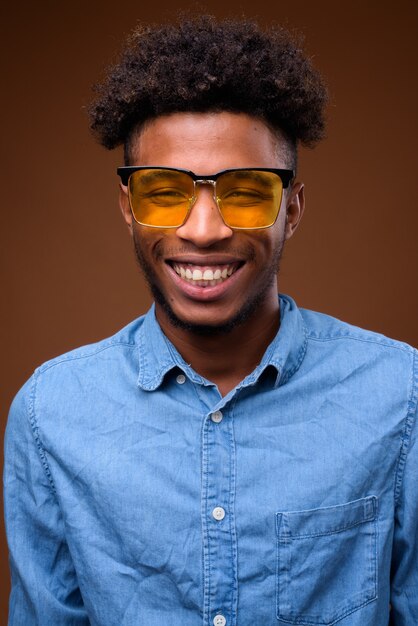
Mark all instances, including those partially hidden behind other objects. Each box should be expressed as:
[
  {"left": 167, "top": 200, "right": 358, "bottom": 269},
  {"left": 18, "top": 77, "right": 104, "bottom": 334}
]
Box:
[
  {"left": 284, "top": 181, "right": 305, "bottom": 240},
  {"left": 118, "top": 184, "right": 133, "bottom": 233}
]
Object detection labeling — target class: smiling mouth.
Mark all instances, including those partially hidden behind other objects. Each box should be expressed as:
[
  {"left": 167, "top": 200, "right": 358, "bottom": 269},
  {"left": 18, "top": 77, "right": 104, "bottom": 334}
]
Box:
[{"left": 168, "top": 262, "right": 242, "bottom": 287}]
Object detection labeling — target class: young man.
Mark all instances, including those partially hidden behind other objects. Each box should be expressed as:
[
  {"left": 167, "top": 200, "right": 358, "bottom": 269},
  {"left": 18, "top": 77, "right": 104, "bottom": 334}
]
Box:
[{"left": 4, "top": 16, "right": 417, "bottom": 626}]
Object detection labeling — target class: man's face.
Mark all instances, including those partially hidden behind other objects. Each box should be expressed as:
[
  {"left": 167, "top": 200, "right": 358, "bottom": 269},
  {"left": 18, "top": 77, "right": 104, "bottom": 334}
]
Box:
[{"left": 119, "top": 112, "right": 304, "bottom": 334}]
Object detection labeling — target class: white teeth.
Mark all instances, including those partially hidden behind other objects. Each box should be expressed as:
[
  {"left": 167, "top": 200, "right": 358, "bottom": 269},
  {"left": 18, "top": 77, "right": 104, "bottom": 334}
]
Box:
[{"left": 172, "top": 263, "right": 239, "bottom": 286}]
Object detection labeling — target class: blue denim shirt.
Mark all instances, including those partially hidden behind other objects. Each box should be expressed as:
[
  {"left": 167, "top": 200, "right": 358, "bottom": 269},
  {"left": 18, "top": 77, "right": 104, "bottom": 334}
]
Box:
[{"left": 4, "top": 294, "right": 418, "bottom": 625}]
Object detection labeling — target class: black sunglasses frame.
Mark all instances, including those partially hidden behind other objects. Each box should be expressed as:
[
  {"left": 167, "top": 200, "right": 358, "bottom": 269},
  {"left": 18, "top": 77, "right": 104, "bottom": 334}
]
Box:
[{"left": 117, "top": 166, "right": 294, "bottom": 187}]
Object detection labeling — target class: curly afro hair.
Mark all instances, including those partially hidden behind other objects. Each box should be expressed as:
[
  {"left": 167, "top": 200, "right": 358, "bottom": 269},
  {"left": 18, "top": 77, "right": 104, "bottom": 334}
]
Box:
[{"left": 89, "top": 15, "right": 328, "bottom": 165}]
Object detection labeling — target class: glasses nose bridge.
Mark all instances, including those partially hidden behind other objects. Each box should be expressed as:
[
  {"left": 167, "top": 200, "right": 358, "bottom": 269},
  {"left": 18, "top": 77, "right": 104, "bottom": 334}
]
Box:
[
  {"left": 194, "top": 177, "right": 216, "bottom": 193},
  {"left": 190, "top": 177, "right": 219, "bottom": 207}
]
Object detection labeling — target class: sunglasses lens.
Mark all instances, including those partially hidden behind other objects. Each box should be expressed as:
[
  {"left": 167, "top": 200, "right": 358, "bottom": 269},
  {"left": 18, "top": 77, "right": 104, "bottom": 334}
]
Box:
[
  {"left": 128, "top": 169, "right": 193, "bottom": 227},
  {"left": 217, "top": 170, "right": 283, "bottom": 228}
]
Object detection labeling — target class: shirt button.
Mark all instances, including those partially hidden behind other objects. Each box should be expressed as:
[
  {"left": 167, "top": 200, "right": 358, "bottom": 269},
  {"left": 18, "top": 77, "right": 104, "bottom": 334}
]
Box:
[
  {"left": 213, "top": 615, "right": 226, "bottom": 626},
  {"left": 212, "top": 506, "right": 226, "bottom": 521},
  {"left": 176, "top": 374, "right": 186, "bottom": 384},
  {"left": 210, "top": 410, "right": 223, "bottom": 423}
]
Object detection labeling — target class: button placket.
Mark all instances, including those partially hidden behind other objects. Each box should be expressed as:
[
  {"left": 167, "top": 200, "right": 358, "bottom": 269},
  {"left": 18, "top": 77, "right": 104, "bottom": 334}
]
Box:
[{"left": 202, "top": 406, "right": 237, "bottom": 626}]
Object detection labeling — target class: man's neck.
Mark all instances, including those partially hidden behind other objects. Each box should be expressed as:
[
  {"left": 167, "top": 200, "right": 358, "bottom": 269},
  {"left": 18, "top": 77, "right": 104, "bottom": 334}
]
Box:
[{"left": 155, "top": 300, "right": 280, "bottom": 397}]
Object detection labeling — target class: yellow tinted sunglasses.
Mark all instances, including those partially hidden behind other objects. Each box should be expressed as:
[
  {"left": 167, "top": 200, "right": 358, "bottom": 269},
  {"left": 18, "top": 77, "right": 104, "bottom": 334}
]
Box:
[{"left": 117, "top": 166, "right": 294, "bottom": 229}]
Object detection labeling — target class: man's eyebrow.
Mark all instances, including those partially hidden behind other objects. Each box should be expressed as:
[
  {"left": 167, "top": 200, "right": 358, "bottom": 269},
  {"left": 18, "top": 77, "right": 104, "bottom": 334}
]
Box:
[
  {"left": 139, "top": 170, "right": 184, "bottom": 185},
  {"left": 227, "top": 171, "right": 275, "bottom": 185}
]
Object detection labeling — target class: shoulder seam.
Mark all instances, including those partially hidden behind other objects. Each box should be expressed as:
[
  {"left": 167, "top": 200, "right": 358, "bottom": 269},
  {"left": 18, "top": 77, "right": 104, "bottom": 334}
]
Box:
[
  {"left": 307, "top": 333, "right": 414, "bottom": 354},
  {"left": 37, "top": 341, "right": 136, "bottom": 375},
  {"left": 28, "top": 371, "right": 58, "bottom": 495},
  {"left": 394, "top": 349, "right": 418, "bottom": 505}
]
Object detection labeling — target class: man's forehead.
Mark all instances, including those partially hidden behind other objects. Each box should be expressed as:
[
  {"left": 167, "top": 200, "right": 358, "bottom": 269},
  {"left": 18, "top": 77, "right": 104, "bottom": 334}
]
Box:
[{"left": 127, "top": 111, "right": 294, "bottom": 169}]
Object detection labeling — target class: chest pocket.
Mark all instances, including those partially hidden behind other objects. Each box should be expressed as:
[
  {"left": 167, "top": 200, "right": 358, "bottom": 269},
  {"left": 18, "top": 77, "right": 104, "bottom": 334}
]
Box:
[{"left": 276, "top": 495, "right": 378, "bottom": 625}]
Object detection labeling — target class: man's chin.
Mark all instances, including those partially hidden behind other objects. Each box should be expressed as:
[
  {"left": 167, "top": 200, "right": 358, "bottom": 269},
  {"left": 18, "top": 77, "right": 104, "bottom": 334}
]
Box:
[
  {"left": 153, "top": 291, "right": 240, "bottom": 335},
  {"left": 159, "top": 310, "right": 244, "bottom": 336},
  {"left": 152, "top": 284, "right": 268, "bottom": 337}
]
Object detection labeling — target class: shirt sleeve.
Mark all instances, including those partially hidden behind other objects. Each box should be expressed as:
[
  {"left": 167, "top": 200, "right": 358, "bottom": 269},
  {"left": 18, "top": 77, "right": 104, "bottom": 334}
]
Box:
[
  {"left": 3, "top": 374, "right": 90, "bottom": 625},
  {"left": 390, "top": 354, "right": 418, "bottom": 624}
]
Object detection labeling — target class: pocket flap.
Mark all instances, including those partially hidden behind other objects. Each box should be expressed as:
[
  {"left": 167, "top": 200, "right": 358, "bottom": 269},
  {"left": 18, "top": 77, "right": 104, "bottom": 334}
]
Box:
[{"left": 277, "top": 495, "right": 377, "bottom": 539}]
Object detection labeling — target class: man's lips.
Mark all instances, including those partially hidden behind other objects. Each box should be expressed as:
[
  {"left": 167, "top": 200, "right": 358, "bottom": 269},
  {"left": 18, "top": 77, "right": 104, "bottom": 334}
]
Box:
[{"left": 165, "top": 258, "right": 245, "bottom": 298}]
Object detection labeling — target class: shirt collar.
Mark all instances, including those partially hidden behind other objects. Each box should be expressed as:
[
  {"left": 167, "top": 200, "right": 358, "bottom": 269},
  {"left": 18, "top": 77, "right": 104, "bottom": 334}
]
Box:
[
  {"left": 136, "top": 305, "right": 182, "bottom": 390},
  {"left": 245, "top": 293, "right": 308, "bottom": 388},
  {"left": 136, "top": 294, "right": 307, "bottom": 391}
]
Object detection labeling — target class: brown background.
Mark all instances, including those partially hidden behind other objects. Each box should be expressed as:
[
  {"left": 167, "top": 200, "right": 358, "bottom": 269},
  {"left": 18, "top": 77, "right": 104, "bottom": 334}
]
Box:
[{"left": 1, "top": 0, "right": 417, "bottom": 620}]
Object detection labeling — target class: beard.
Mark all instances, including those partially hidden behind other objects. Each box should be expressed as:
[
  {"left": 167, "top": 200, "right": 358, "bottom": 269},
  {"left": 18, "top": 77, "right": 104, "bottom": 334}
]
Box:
[{"left": 133, "top": 231, "right": 284, "bottom": 336}]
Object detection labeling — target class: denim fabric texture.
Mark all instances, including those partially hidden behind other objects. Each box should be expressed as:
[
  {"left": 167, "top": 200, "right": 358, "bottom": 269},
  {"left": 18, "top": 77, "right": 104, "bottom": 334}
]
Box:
[{"left": 4, "top": 294, "right": 418, "bottom": 625}]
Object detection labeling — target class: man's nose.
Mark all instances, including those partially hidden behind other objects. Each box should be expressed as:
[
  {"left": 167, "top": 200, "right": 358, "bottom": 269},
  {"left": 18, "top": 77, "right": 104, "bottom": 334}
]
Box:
[{"left": 175, "top": 184, "right": 234, "bottom": 247}]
